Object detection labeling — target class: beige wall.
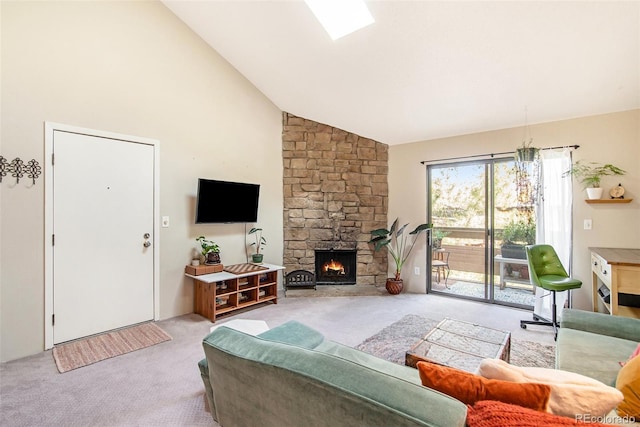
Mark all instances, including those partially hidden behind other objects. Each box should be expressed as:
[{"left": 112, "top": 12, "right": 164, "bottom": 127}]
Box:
[
  {"left": 0, "top": 0, "right": 283, "bottom": 361},
  {"left": 389, "top": 110, "right": 640, "bottom": 310}
]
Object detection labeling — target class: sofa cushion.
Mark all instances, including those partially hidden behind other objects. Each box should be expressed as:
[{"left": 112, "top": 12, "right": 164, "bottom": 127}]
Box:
[
  {"left": 416, "top": 361, "right": 551, "bottom": 411},
  {"left": 257, "top": 320, "right": 326, "bottom": 349},
  {"left": 616, "top": 352, "right": 640, "bottom": 418},
  {"left": 478, "top": 358, "right": 623, "bottom": 418},
  {"left": 556, "top": 327, "right": 638, "bottom": 386},
  {"left": 467, "top": 400, "right": 610, "bottom": 427}
]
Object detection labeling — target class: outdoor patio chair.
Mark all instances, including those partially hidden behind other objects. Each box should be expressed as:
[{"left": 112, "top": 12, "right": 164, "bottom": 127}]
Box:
[{"left": 432, "top": 251, "right": 450, "bottom": 286}]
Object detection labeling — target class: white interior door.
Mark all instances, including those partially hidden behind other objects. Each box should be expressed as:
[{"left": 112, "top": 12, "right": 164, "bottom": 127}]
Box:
[{"left": 52, "top": 130, "right": 155, "bottom": 344}]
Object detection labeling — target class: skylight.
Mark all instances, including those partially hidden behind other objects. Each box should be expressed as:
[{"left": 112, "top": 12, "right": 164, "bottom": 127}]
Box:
[{"left": 305, "top": 0, "right": 375, "bottom": 41}]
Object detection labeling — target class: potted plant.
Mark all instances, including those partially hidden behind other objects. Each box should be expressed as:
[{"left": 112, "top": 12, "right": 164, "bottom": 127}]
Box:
[
  {"left": 248, "top": 227, "right": 266, "bottom": 263},
  {"left": 515, "top": 138, "right": 539, "bottom": 163},
  {"left": 369, "top": 218, "right": 431, "bottom": 294},
  {"left": 500, "top": 220, "right": 535, "bottom": 259},
  {"left": 432, "top": 229, "right": 450, "bottom": 249},
  {"left": 196, "top": 236, "right": 221, "bottom": 265},
  {"left": 563, "top": 161, "right": 626, "bottom": 200}
]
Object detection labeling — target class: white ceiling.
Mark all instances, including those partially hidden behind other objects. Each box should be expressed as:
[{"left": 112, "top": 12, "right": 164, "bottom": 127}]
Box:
[{"left": 162, "top": 1, "right": 640, "bottom": 145}]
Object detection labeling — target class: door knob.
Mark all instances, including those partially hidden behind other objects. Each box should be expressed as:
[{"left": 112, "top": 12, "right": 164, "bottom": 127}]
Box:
[{"left": 143, "top": 241, "right": 151, "bottom": 248}]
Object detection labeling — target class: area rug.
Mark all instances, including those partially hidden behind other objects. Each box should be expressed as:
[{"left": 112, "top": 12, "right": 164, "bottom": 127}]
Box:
[
  {"left": 52, "top": 322, "right": 172, "bottom": 373},
  {"left": 355, "top": 314, "right": 555, "bottom": 368}
]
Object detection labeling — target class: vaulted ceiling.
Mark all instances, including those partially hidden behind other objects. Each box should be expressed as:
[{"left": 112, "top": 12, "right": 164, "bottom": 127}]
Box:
[{"left": 162, "top": 1, "right": 639, "bottom": 145}]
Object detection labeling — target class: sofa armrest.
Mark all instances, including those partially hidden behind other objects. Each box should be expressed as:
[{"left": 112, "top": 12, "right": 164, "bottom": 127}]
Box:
[{"left": 561, "top": 309, "right": 640, "bottom": 342}]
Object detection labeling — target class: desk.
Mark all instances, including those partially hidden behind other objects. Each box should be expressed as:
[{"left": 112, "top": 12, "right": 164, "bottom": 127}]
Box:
[
  {"left": 590, "top": 248, "right": 640, "bottom": 319},
  {"left": 494, "top": 255, "right": 530, "bottom": 289}
]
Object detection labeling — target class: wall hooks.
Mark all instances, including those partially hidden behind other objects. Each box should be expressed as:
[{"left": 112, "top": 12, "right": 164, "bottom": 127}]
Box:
[{"left": 0, "top": 156, "right": 41, "bottom": 185}]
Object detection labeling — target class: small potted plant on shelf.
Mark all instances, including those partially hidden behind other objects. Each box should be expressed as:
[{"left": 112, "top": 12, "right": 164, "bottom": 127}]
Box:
[
  {"left": 248, "top": 227, "right": 266, "bottom": 263},
  {"left": 369, "top": 218, "right": 431, "bottom": 295},
  {"left": 196, "top": 236, "right": 221, "bottom": 265},
  {"left": 563, "top": 161, "right": 626, "bottom": 200}
]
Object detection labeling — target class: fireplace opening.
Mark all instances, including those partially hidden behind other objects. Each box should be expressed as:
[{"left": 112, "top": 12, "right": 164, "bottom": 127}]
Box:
[{"left": 315, "top": 249, "right": 356, "bottom": 285}]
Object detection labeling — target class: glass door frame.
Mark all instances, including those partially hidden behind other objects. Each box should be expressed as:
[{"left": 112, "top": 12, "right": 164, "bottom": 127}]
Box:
[{"left": 426, "top": 156, "right": 531, "bottom": 309}]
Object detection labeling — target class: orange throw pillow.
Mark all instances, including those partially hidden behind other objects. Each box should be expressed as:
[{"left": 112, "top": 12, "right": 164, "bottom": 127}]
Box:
[
  {"left": 616, "top": 352, "right": 640, "bottom": 418},
  {"left": 467, "top": 400, "right": 611, "bottom": 427},
  {"left": 417, "top": 361, "right": 551, "bottom": 411}
]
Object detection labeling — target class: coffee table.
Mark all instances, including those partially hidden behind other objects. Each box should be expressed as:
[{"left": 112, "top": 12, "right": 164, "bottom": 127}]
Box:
[{"left": 405, "top": 318, "right": 511, "bottom": 373}]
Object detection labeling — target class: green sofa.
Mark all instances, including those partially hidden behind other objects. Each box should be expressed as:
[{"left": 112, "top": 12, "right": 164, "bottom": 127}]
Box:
[
  {"left": 199, "top": 320, "right": 467, "bottom": 427},
  {"left": 557, "top": 308, "right": 640, "bottom": 386}
]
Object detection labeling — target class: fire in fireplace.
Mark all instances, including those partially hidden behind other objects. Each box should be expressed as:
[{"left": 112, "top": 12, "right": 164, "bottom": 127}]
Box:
[{"left": 315, "top": 249, "right": 357, "bottom": 285}]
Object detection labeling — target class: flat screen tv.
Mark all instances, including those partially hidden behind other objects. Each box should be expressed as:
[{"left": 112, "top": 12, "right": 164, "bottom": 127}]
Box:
[{"left": 195, "top": 179, "right": 260, "bottom": 223}]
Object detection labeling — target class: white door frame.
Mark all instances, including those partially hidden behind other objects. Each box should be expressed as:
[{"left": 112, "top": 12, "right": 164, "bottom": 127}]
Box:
[{"left": 44, "top": 122, "right": 160, "bottom": 349}]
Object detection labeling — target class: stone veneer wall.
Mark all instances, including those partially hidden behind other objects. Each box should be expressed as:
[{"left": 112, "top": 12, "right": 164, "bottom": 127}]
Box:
[{"left": 282, "top": 112, "right": 388, "bottom": 286}]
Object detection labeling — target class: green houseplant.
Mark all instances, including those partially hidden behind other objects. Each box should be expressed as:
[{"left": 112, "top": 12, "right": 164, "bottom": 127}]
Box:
[
  {"left": 248, "top": 227, "right": 266, "bottom": 263},
  {"left": 196, "top": 236, "right": 221, "bottom": 265},
  {"left": 500, "top": 220, "right": 535, "bottom": 259},
  {"left": 369, "top": 218, "right": 431, "bottom": 294},
  {"left": 515, "top": 138, "right": 539, "bottom": 163},
  {"left": 563, "top": 161, "right": 626, "bottom": 200},
  {"left": 432, "top": 229, "right": 451, "bottom": 249}
]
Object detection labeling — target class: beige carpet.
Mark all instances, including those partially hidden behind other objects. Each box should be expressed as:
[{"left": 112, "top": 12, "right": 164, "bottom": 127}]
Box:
[{"left": 52, "top": 322, "right": 172, "bottom": 373}]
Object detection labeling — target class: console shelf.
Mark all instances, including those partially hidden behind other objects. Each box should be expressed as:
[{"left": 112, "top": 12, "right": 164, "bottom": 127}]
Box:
[
  {"left": 591, "top": 248, "right": 640, "bottom": 319},
  {"left": 585, "top": 199, "right": 632, "bottom": 204},
  {"left": 186, "top": 263, "right": 284, "bottom": 322}
]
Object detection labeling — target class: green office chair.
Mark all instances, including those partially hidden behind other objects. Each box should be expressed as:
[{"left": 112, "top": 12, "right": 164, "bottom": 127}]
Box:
[{"left": 520, "top": 244, "right": 582, "bottom": 340}]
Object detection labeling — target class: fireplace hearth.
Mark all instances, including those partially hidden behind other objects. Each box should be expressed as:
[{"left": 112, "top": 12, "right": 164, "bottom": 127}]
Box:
[{"left": 315, "top": 249, "right": 357, "bottom": 285}]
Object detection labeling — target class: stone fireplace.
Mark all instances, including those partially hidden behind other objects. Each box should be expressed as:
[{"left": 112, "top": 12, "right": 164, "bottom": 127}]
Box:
[
  {"left": 315, "top": 249, "right": 357, "bottom": 285},
  {"left": 282, "top": 113, "right": 389, "bottom": 287}
]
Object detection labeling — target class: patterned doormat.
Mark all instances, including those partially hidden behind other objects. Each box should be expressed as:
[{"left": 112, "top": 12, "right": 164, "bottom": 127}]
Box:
[
  {"left": 355, "top": 314, "right": 555, "bottom": 369},
  {"left": 52, "top": 323, "right": 171, "bottom": 373}
]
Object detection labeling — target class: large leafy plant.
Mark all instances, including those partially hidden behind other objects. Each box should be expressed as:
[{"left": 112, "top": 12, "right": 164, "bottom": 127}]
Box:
[{"left": 369, "top": 218, "right": 431, "bottom": 280}]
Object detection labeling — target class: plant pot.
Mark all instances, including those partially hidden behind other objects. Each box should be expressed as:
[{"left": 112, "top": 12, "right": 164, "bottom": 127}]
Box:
[
  {"left": 586, "top": 187, "right": 603, "bottom": 200},
  {"left": 516, "top": 147, "right": 538, "bottom": 163},
  {"left": 206, "top": 252, "right": 221, "bottom": 265},
  {"left": 385, "top": 278, "right": 403, "bottom": 295},
  {"left": 501, "top": 244, "right": 526, "bottom": 260},
  {"left": 251, "top": 253, "right": 264, "bottom": 264}
]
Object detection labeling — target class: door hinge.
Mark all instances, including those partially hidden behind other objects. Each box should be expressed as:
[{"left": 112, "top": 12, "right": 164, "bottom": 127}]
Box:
[
  {"left": 52, "top": 153, "right": 55, "bottom": 166},
  {"left": 52, "top": 314, "right": 55, "bottom": 326},
  {"left": 52, "top": 234, "right": 55, "bottom": 246}
]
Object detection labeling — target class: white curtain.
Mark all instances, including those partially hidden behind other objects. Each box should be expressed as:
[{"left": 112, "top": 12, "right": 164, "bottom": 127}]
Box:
[{"left": 534, "top": 149, "right": 573, "bottom": 321}]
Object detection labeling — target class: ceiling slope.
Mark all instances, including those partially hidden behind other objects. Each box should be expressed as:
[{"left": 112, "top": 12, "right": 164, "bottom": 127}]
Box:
[{"left": 162, "top": 1, "right": 640, "bottom": 145}]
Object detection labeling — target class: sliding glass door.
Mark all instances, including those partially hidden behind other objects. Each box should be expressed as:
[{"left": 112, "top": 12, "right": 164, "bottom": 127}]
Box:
[{"left": 427, "top": 158, "right": 535, "bottom": 309}]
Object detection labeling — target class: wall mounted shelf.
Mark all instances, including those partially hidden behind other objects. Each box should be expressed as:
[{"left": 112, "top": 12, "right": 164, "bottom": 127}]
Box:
[{"left": 585, "top": 199, "right": 633, "bottom": 204}]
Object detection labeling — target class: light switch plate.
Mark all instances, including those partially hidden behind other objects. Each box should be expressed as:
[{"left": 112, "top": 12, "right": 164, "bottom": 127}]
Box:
[
  {"left": 162, "top": 216, "right": 170, "bottom": 228},
  {"left": 584, "top": 219, "right": 592, "bottom": 230}
]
